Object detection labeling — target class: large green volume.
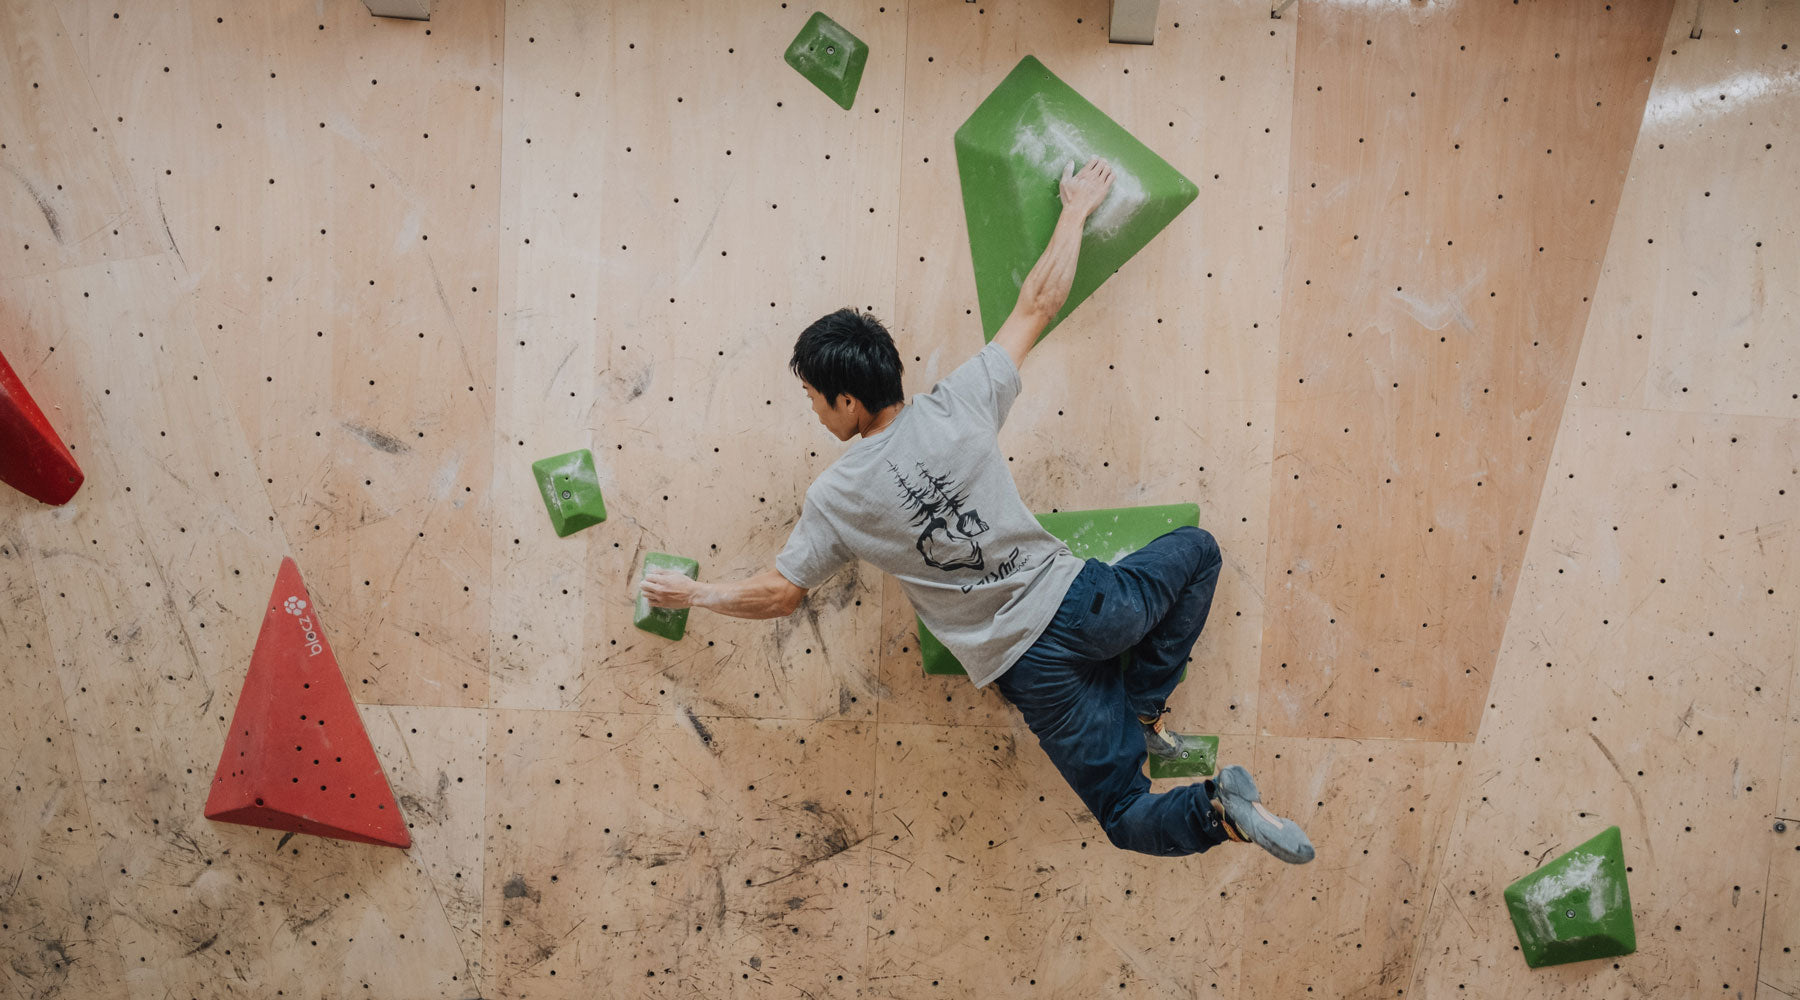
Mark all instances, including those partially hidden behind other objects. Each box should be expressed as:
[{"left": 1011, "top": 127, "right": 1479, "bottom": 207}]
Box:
[{"left": 955, "top": 56, "right": 1198, "bottom": 343}]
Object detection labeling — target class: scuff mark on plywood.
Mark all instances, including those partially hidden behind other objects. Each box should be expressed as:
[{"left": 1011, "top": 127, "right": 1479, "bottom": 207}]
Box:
[
  {"left": 502, "top": 874, "right": 539, "bottom": 903},
  {"left": 343, "top": 422, "right": 412, "bottom": 455},
  {"left": 1392, "top": 267, "right": 1485, "bottom": 333}
]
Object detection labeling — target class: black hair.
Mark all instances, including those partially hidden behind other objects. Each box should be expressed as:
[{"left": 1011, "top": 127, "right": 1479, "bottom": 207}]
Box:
[{"left": 789, "top": 308, "right": 905, "bottom": 412}]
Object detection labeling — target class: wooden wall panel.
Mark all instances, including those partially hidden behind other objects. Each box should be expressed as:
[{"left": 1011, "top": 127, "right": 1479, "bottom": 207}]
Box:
[
  {"left": 56, "top": 0, "right": 506, "bottom": 710},
  {"left": 483, "top": 711, "right": 875, "bottom": 997},
  {"left": 1571, "top": 0, "right": 1799, "bottom": 419},
  {"left": 1, "top": 0, "right": 1794, "bottom": 997},
  {"left": 1259, "top": 0, "right": 1676, "bottom": 742},
  {"left": 0, "top": 256, "right": 477, "bottom": 998},
  {"left": 866, "top": 724, "right": 1260, "bottom": 996},
  {"left": 491, "top": 0, "right": 900, "bottom": 720},
  {"left": 490, "top": 0, "right": 617, "bottom": 711},
  {"left": 1411, "top": 405, "right": 1798, "bottom": 998},
  {"left": 1240, "top": 737, "right": 1465, "bottom": 1000},
  {"left": 0, "top": 527, "right": 120, "bottom": 998},
  {"left": 0, "top": 1, "right": 163, "bottom": 280}
]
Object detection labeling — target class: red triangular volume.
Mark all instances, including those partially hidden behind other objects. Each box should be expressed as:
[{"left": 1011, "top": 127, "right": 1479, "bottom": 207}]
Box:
[
  {"left": 0, "top": 346, "right": 84, "bottom": 506},
  {"left": 205, "top": 557, "right": 410, "bottom": 848}
]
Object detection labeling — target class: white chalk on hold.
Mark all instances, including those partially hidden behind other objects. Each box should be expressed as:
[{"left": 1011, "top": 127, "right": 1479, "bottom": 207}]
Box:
[{"left": 1009, "top": 101, "right": 1147, "bottom": 240}]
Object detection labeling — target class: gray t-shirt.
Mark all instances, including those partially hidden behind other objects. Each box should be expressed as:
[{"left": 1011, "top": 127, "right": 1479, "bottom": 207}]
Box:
[{"left": 776, "top": 342, "right": 1086, "bottom": 687}]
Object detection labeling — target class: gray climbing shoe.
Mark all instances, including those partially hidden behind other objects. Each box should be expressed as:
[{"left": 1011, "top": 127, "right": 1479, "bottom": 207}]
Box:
[
  {"left": 1214, "top": 765, "right": 1315, "bottom": 864},
  {"left": 1141, "top": 708, "right": 1207, "bottom": 761}
]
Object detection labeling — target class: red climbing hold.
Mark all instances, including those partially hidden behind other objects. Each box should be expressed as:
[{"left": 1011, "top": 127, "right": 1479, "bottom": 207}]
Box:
[
  {"left": 0, "top": 346, "right": 83, "bottom": 506},
  {"left": 204, "top": 557, "right": 411, "bottom": 849}
]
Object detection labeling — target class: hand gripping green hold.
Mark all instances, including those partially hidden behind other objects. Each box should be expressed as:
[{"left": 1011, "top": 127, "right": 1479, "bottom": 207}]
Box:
[
  {"left": 532, "top": 449, "right": 607, "bottom": 538},
  {"left": 1504, "top": 825, "right": 1636, "bottom": 968},
  {"left": 784, "top": 12, "right": 868, "bottom": 111},
  {"left": 635, "top": 552, "right": 700, "bottom": 641},
  {"left": 955, "top": 56, "right": 1198, "bottom": 343}
]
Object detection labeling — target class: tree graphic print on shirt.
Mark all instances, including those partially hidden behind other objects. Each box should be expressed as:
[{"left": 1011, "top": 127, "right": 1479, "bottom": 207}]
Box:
[
  {"left": 890, "top": 460, "right": 1032, "bottom": 592},
  {"left": 891, "top": 460, "right": 986, "bottom": 569}
]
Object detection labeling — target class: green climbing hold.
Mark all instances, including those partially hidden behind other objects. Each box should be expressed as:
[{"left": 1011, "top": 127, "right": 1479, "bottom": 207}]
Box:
[
  {"left": 634, "top": 552, "right": 700, "bottom": 641},
  {"left": 533, "top": 449, "right": 607, "bottom": 538},
  {"left": 1504, "top": 825, "right": 1636, "bottom": 968},
  {"left": 1146, "top": 733, "right": 1218, "bottom": 780},
  {"left": 919, "top": 502, "right": 1199, "bottom": 676},
  {"left": 955, "top": 56, "right": 1198, "bottom": 343},
  {"left": 784, "top": 12, "right": 868, "bottom": 111}
]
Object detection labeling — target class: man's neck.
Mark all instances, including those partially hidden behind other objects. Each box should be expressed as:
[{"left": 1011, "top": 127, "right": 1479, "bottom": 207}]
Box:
[{"left": 861, "top": 403, "right": 904, "bottom": 438}]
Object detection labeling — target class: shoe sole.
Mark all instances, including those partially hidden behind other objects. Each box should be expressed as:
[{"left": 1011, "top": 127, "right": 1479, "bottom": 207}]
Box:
[{"left": 1216, "top": 765, "right": 1315, "bottom": 864}]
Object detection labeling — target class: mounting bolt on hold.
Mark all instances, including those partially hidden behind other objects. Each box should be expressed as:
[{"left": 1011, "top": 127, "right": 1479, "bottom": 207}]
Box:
[{"left": 1777, "top": 821, "right": 1788, "bottom": 833}]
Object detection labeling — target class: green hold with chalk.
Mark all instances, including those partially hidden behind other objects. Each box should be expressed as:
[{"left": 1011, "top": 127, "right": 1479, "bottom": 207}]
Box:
[{"left": 635, "top": 552, "right": 700, "bottom": 641}]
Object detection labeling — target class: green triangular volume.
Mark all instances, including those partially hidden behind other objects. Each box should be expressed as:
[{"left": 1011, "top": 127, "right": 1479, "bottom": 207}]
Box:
[
  {"left": 784, "top": 12, "right": 868, "bottom": 111},
  {"left": 1503, "top": 825, "right": 1637, "bottom": 968},
  {"left": 954, "top": 56, "right": 1198, "bottom": 343}
]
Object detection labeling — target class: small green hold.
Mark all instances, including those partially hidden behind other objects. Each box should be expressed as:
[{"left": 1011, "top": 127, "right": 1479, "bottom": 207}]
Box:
[
  {"left": 1146, "top": 734, "right": 1218, "bottom": 780},
  {"left": 532, "top": 449, "right": 606, "bottom": 538},
  {"left": 1504, "top": 825, "right": 1636, "bottom": 968},
  {"left": 784, "top": 12, "right": 868, "bottom": 110},
  {"left": 635, "top": 552, "right": 700, "bottom": 641}
]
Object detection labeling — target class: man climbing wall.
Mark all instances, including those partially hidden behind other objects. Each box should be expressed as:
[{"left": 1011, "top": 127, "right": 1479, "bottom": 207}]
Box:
[{"left": 641, "top": 158, "right": 1313, "bottom": 865}]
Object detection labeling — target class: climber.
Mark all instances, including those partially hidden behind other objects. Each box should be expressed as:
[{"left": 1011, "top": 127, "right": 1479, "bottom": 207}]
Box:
[{"left": 641, "top": 158, "right": 1312, "bottom": 864}]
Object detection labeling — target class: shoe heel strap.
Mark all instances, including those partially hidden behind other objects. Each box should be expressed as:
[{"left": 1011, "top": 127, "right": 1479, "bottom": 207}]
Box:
[{"left": 1219, "top": 814, "right": 1248, "bottom": 843}]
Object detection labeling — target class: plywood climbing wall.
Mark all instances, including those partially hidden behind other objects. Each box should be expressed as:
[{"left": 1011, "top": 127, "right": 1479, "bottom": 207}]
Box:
[{"left": 1, "top": 0, "right": 1795, "bottom": 998}]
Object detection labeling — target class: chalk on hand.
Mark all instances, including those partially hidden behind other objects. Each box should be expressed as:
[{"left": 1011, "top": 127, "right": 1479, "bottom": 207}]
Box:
[{"left": 634, "top": 552, "right": 700, "bottom": 641}]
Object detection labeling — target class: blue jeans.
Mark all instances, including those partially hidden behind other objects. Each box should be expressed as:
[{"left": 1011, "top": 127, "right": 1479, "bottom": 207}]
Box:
[{"left": 995, "top": 526, "right": 1228, "bottom": 856}]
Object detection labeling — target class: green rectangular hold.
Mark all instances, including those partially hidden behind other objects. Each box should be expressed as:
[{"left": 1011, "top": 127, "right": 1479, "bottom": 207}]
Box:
[
  {"left": 919, "top": 502, "right": 1200, "bottom": 676},
  {"left": 955, "top": 56, "right": 1198, "bottom": 343},
  {"left": 532, "top": 449, "right": 607, "bottom": 538},
  {"left": 635, "top": 552, "right": 699, "bottom": 641},
  {"left": 1504, "top": 825, "right": 1636, "bottom": 968},
  {"left": 784, "top": 12, "right": 868, "bottom": 110},
  {"left": 1146, "top": 733, "right": 1218, "bottom": 780}
]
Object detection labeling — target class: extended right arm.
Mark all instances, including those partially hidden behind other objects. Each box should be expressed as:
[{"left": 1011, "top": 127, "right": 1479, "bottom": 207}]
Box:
[{"left": 991, "top": 158, "right": 1116, "bottom": 371}]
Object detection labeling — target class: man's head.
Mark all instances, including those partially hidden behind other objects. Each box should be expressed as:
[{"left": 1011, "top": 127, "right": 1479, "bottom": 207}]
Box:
[{"left": 790, "top": 308, "right": 905, "bottom": 441}]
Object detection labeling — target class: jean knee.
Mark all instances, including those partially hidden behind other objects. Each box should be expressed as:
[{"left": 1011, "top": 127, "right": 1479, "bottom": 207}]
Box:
[
  {"left": 1099, "top": 810, "right": 1137, "bottom": 852},
  {"left": 1177, "top": 526, "right": 1220, "bottom": 569},
  {"left": 1098, "top": 800, "right": 1185, "bottom": 856}
]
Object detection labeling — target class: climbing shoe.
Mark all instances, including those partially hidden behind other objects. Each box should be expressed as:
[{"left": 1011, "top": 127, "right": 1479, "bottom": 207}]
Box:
[
  {"left": 1139, "top": 707, "right": 1206, "bottom": 761},
  {"left": 1213, "top": 764, "right": 1315, "bottom": 864}
]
